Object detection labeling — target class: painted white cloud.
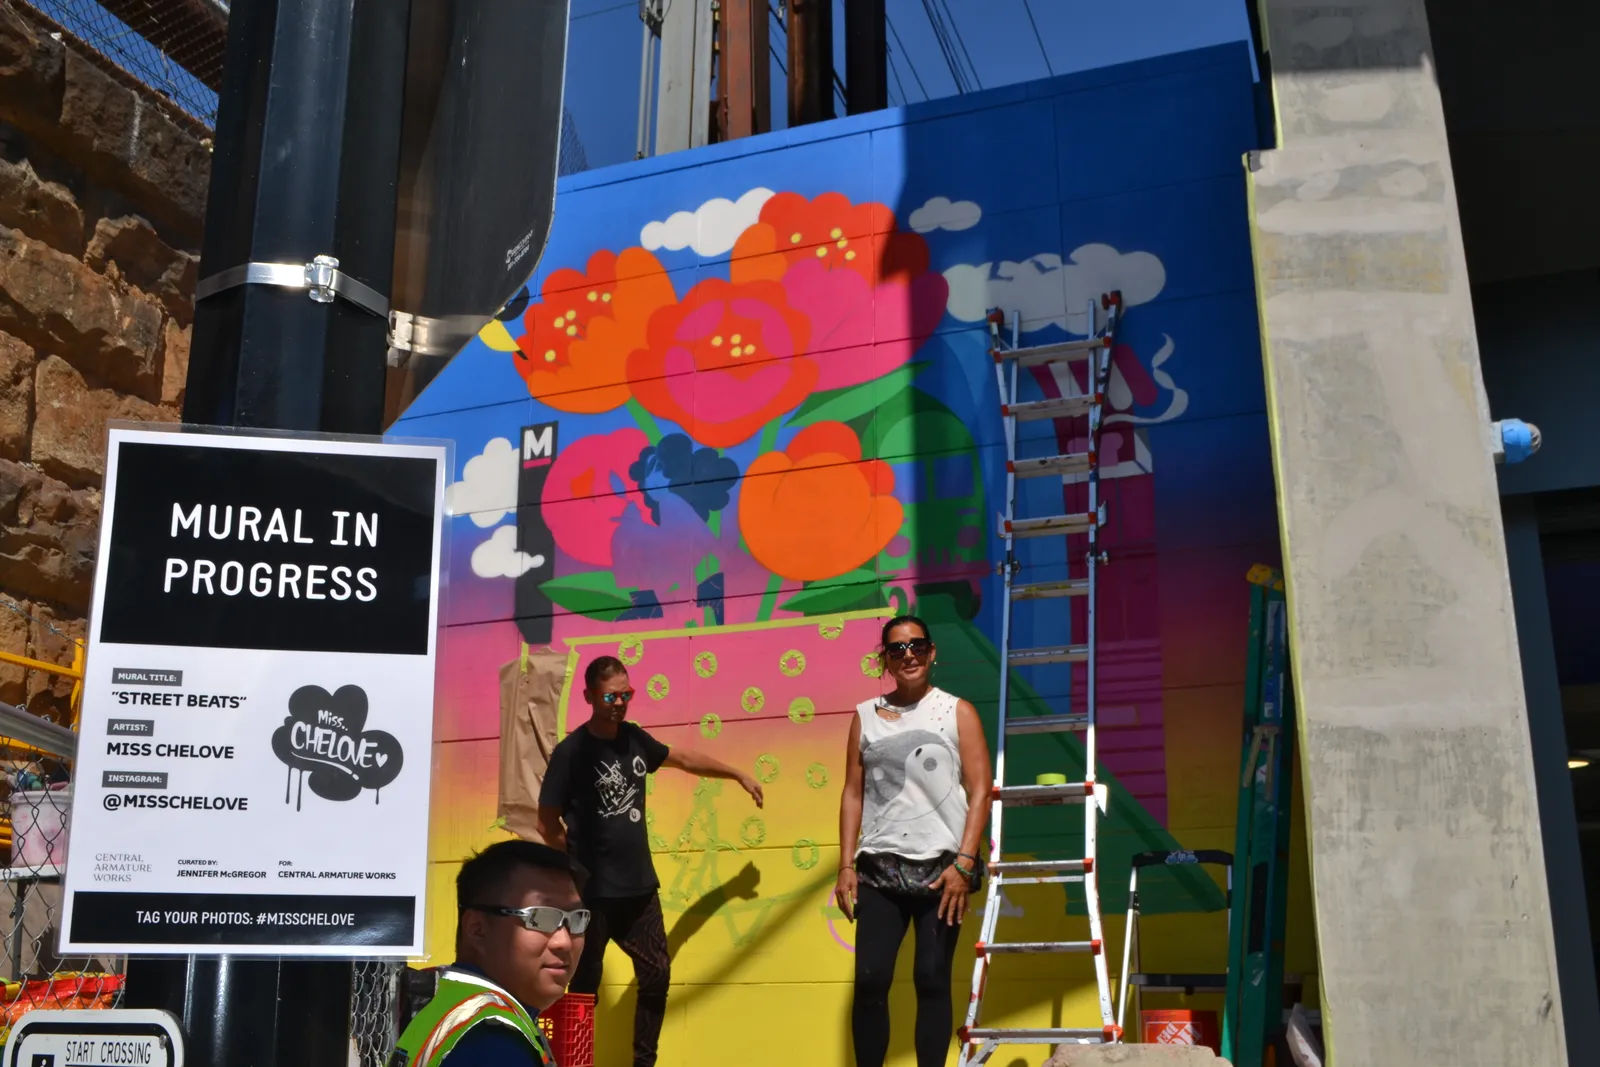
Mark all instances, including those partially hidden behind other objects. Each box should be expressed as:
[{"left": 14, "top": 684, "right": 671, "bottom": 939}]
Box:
[
  {"left": 943, "top": 243, "right": 1167, "bottom": 335},
  {"left": 447, "top": 437, "right": 518, "bottom": 528},
  {"left": 471, "top": 525, "right": 544, "bottom": 580},
  {"left": 908, "top": 196, "right": 981, "bottom": 234},
  {"left": 640, "top": 187, "right": 775, "bottom": 257}
]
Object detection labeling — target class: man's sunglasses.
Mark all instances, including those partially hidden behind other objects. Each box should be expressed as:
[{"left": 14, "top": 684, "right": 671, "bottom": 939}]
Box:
[
  {"left": 885, "top": 638, "right": 933, "bottom": 659},
  {"left": 467, "top": 904, "right": 591, "bottom": 935},
  {"left": 598, "top": 689, "right": 635, "bottom": 706}
]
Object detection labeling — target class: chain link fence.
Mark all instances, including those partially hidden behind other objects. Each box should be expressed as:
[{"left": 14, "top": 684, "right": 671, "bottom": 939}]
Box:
[
  {"left": 0, "top": 599, "right": 125, "bottom": 1046},
  {"left": 11, "top": 0, "right": 224, "bottom": 125}
]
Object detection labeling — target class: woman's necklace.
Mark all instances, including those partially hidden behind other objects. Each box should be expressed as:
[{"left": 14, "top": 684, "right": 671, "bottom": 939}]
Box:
[{"left": 876, "top": 688, "right": 930, "bottom": 722}]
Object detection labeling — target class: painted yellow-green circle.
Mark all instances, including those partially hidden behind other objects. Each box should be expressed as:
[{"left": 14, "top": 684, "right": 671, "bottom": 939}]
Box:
[
  {"left": 700, "top": 713, "right": 722, "bottom": 739},
  {"left": 818, "top": 620, "right": 844, "bottom": 640},
  {"left": 787, "top": 697, "right": 815, "bottom": 724},
  {"left": 755, "top": 754, "right": 780, "bottom": 783},
  {"left": 792, "top": 839, "right": 820, "bottom": 870},
  {"left": 861, "top": 654, "right": 883, "bottom": 678},
  {"left": 617, "top": 636, "right": 644, "bottom": 666},
  {"left": 740, "top": 816, "right": 767, "bottom": 848},
  {"left": 779, "top": 649, "right": 807, "bottom": 677},
  {"left": 694, "top": 651, "right": 718, "bottom": 678},
  {"left": 646, "top": 810, "right": 667, "bottom": 850},
  {"left": 647, "top": 673, "right": 670, "bottom": 700},
  {"left": 741, "top": 686, "right": 765, "bottom": 714},
  {"left": 806, "top": 762, "right": 830, "bottom": 789}
]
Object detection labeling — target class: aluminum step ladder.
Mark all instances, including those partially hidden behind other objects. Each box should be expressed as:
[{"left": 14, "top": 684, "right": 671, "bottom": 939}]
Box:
[
  {"left": 956, "top": 293, "right": 1124, "bottom": 1066},
  {"left": 1115, "top": 849, "right": 1235, "bottom": 1037}
]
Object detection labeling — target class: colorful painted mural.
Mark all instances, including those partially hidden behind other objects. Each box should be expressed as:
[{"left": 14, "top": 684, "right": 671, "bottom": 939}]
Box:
[{"left": 396, "top": 42, "right": 1299, "bottom": 1067}]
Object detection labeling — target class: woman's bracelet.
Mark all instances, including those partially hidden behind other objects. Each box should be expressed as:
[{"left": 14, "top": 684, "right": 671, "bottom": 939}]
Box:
[
  {"left": 956, "top": 851, "right": 980, "bottom": 865},
  {"left": 839, "top": 864, "right": 855, "bottom": 873},
  {"left": 952, "top": 858, "right": 975, "bottom": 877}
]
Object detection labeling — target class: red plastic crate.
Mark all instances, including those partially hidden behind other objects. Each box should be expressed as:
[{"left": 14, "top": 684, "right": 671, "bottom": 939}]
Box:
[{"left": 537, "top": 993, "right": 595, "bottom": 1067}]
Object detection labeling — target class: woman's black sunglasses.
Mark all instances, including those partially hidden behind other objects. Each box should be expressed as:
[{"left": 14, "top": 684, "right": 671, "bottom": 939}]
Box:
[{"left": 885, "top": 638, "right": 933, "bottom": 659}]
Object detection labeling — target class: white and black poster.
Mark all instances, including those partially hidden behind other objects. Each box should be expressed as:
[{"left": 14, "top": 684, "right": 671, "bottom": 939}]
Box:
[{"left": 59, "top": 426, "right": 448, "bottom": 957}]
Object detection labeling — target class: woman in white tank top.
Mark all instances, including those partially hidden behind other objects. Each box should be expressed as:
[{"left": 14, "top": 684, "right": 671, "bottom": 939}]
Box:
[{"left": 835, "top": 615, "right": 993, "bottom": 1067}]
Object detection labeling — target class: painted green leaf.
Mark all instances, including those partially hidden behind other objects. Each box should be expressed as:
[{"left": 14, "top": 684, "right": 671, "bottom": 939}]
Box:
[
  {"left": 538, "top": 572, "right": 634, "bottom": 621},
  {"left": 780, "top": 574, "right": 886, "bottom": 615},
  {"left": 856, "top": 386, "right": 973, "bottom": 460},
  {"left": 786, "top": 363, "right": 926, "bottom": 429}
]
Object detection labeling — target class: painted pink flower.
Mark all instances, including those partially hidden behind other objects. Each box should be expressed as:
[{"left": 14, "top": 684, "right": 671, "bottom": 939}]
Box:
[
  {"left": 541, "top": 427, "right": 650, "bottom": 566},
  {"left": 779, "top": 257, "right": 949, "bottom": 391},
  {"left": 731, "top": 192, "right": 949, "bottom": 393}
]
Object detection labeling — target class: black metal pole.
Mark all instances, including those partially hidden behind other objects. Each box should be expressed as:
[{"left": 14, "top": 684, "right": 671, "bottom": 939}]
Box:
[
  {"left": 843, "top": 0, "right": 886, "bottom": 115},
  {"left": 123, "top": 0, "right": 411, "bottom": 1063}
]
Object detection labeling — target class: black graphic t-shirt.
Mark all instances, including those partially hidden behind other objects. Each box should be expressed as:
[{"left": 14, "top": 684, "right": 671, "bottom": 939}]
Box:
[{"left": 539, "top": 722, "right": 670, "bottom": 898}]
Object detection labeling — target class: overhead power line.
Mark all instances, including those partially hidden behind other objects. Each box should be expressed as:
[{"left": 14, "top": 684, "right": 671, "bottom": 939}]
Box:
[
  {"left": 1020, "top": 0, "right": 1055, "bottom": 76},
  {"left": 886, "top": 13, "right": 930, "bottom": 100}
]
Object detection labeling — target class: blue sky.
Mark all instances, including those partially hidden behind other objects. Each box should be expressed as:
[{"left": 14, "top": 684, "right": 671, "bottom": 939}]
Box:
[{"left": 567, "top": 0, "right": 1255, "bottom": 170}]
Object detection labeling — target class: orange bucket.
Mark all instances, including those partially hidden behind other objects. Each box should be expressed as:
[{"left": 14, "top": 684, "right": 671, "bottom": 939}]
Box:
[{"left": 1141, "top": 1009, "right": 1220, "bottom": 1053}]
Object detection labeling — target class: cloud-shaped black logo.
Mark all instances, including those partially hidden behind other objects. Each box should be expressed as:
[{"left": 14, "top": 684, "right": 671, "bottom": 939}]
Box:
[{"left": 272, "top": 685, "right": 403, "bottom": 808}]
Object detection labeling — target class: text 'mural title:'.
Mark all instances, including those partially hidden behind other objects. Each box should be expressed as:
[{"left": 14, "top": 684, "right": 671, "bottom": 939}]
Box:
[{"left": 163, "top": 504, "right": 382, "bottom": 601}]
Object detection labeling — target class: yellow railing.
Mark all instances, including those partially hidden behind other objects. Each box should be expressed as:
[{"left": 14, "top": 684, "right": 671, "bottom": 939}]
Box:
[{"left": 0, "top": 640, "right": 83, "bottom": 850}]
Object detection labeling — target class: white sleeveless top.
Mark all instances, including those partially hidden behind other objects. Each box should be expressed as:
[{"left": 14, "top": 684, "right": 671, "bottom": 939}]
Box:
[{"left": 855, "top": 687, "right": 969, "bottom": 861}]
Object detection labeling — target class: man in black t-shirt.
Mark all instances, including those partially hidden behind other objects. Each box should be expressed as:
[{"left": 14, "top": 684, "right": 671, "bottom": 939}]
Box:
[{"left": 536, "top": 654, "right": 762, "bottom": 1067}]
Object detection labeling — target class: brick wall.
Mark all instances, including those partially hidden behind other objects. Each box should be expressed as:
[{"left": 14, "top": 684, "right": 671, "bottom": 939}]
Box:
[{"left": 0, "top": 5, "right": 208, "bottom": 721}]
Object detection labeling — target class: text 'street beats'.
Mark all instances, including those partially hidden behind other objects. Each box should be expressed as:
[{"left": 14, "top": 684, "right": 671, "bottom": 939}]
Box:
[{"left": 59, "top": 427, "right": 448, "bottom": 957}]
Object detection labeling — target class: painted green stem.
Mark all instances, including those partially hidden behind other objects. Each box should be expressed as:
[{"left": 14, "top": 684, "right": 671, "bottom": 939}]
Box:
[
  {"left": 755, "top": 572, "right": 783, "bottom": 622},
  {"left": 757, "top": 417, "right": 782, "bottom": 454},
  {"left": 627, "top": 398, "right": 663, "bottom": 445}
]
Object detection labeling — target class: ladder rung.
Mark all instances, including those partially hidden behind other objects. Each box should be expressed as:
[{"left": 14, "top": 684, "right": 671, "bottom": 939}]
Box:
[
  {"left": 993, "top": 781, "right": 1093, "bottom": 806},
  {"left": 994, "top": 874, "right": 1083, "bottom": 885},
  {"left": 1008, "top": 452, "right": 1093, "bottom": 478},
  {"left": 1005, "top": 712, "right": 1088, "bottom": 735},
  {"left": 991, "top": 336, "right": 1110, "bottom": 368},
  {"left": 1131, "top": 972, "right": 1227, "bottom": 993},
  {"left": 1010, "top": 578, "right": 1088, "bottom": 600},
  {"left": 1004, "top": 513, "right": 1096, "bottom": 539},
  {"left": 1008, "top": 644, "right": 1088, "bottom": 666},
  {"left": 964, "top": 1027, "right": 1115, "bottom": 1045},
  {"left": 1001, "top": 395, "right": 1096, "bottom": 422},
  {"left": 990, "top": 858, "right": 1089, "bottom": 874},
  {"left": 978, "top": 939, "right": 1100, "bottom": 955}
]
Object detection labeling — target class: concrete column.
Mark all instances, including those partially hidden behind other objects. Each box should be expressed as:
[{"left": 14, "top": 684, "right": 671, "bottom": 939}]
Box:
[{"left": 1248, "top": 3, "right": 1567, "bottom": 1064}]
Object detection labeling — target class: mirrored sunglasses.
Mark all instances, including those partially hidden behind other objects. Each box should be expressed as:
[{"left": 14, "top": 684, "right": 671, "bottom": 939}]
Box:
[
  {"left": 600, "top": 689, "right": 636, "bottom": 706},
  {"left": 469, "top": 904, "right": 591, "bottom": 935},
  {"left": 885, "top": 639, "right": 933, "bottom": 659}
]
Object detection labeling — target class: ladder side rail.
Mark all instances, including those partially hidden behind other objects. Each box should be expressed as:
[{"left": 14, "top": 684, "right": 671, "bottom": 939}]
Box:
[
  {"left": 1116, "top": 866, "right": 1139, "bottom": 1031},
  {"left": 1084, "top": 791, "right": 1116, "bottom": 1028},
  {"left": 962, "top": 314, "right": 1020, "bottom": 1062}
]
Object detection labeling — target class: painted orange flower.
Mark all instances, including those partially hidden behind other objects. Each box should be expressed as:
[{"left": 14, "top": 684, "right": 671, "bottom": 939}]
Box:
[
  {"left": 513, "top": 248, "right": 676, "bottom": 413},
  {"left": 627, "top": 277, "right": 818, "bottom": 448},
  {"left": 739, "top": 421, "right": 903, "bottom": 582},
  {"left": 730, "top": 191, "right": 930, "bottom": 287}
]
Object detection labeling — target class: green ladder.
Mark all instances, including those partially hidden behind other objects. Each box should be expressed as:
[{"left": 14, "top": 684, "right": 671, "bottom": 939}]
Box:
[{"left": 1221, "top": 565, "right": 1296, "bottom": 1066}]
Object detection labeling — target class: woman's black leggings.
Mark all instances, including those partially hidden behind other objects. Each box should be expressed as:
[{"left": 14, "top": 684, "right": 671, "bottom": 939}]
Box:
[{"left": 852, "top": 882, "right": 964, "bottom": 1067}]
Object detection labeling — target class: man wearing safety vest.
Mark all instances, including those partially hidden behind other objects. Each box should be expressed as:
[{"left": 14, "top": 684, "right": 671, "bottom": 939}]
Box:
[{"left": 392, "top": 840, "right": 589, "bottom": 1066}]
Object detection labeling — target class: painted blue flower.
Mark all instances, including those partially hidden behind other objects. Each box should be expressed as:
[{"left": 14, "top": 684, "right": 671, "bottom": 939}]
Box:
[{"left": 628, "top": 434, "right": 740, "bottom": 524}]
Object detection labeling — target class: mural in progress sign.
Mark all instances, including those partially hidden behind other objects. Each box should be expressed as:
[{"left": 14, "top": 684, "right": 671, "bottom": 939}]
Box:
[{"left": 59, "top": 426, "right": 448, "bottom": 956}]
